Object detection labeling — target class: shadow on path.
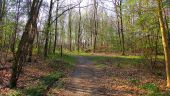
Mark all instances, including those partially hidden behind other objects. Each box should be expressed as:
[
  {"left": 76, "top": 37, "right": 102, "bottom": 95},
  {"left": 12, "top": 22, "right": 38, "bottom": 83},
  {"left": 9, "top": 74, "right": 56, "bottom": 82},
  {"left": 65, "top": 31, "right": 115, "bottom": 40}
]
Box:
[{"left": 59, "top": 56, "right": 112, "bottom": 96}]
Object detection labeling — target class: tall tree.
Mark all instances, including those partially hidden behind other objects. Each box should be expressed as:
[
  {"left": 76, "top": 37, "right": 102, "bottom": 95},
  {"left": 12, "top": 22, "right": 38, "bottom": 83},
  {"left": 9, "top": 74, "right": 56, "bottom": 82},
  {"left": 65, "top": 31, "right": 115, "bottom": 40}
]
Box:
[
  {"left": 68, "top": 4, "right": 72, "bottom": 51},
  {"left": 44, "top": 0, "right": 53, "bottom": 57},
  {"left": 9, "top": 0, "right": 43, "bottom": 88},
  {"left": 157, "top": 0, "right": 170, "bottom": 87},
  {"left": 77, "top": 1, "right": 82, "bottom": 52},
  {"left": 11, "top": 0, "right": 21, "bottom": 53},
  {"left": 113, "top": 0, "right": 122, "bottom": 52},
  {"left": 53, "top": 0, "right": 59, "bottom": 53},
  {"left": 119, "top": 0, "right": 125, "bottom": 55},
  {"left": 93, "top": 0, "right": 98, "bottom": 53},
  {"left": 0, "top": 0, "right": 5, "bottom": 47}
]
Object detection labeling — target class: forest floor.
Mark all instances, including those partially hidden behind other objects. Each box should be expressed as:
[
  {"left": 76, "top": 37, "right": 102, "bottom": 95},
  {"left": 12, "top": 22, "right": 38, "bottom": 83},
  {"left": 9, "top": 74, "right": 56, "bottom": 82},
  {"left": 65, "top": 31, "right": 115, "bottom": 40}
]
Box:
[
  {"left": 0, "top": 52, "right": 76, "bottom": 96},
  {"left": 48, "top": 54, "right": 170, "bottom": 96},
  {"left": 0, "top": 52, "right": 170, "bottom": 96}
]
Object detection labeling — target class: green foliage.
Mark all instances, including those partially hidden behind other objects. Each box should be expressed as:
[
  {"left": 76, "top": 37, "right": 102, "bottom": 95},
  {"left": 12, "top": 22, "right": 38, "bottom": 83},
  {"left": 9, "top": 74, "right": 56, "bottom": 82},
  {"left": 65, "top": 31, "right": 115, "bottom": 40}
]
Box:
[
  {"left": 7, "top": 90, "right": 22, "bottom": 96},
  {"left": 6, "top": 53, "right": 69, "bottom": 96},
  {"left": 24, "top": 84, "right": 45, "bottom": 96},
  {"left": 41, "top": 72, "right": 63, "bottom": 85},
  {"left": 126, "top": 0, "right": 138, "bottom": 5},
  {"left": 49, "top": 53, "right": 76, "bottom": 65},
  {"left": 129, "top": 79, "right": 140, "bottom": 84},
  {"left": 147, "top": 92, "right": 170, "bottom": 96},
  {"left": 163, "top": 0, "right": 170, "bottom": 8},
  {"left": 139, "top": 83, "right": 159, "bottom": 94},
  {"left": 50, "top": 61, "right": 71, "bottom": 70},
  {"left": 24, "top": 72, "right": 63, "bottom": 96},
  {"left": 89, "top": 55, "right": 143, "bottom": 68},
  {"left": 95, "top": 64, "right": 107, "bottom": 69},
  {"left": 66, "top": 50, "right": 92, "bottom": 56},
  {"left": 88, "top": 55, "right": 111, "bottom": 62}
]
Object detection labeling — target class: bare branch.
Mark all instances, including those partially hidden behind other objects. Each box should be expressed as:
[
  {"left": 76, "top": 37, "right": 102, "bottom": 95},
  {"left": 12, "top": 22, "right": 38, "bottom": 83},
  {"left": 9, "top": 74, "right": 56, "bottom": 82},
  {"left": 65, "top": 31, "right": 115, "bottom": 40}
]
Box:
[{"left": 51, "top": 1, "right": 83, "bottom": 24}]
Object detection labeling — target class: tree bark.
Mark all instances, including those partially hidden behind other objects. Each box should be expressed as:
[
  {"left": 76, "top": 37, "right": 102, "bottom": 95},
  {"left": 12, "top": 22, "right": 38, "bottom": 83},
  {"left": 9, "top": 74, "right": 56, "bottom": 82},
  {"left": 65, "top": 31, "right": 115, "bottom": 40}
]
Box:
[
  {"left": 77, "top": 3, "right": 81, "bottom": 52},
  {"left": 157, "top": 0, "right": 170, "bottom": 87},
  {"left": 0, "top": 0, "right": 5, "bottom": 48},
  {"left": 44, "top": 0, "right": 53, "bottom": 57},
  {"left": 9, "top": 0, "right": 43, "bottom": 88},
  {"left": 53, "top": 0, "right": 59, "bottom": 53},
  {"left": 113, "top": 0, "right": 122, "bottom": 52},
  {"left": 68, "top": 7, "right": 72, "bottom": 51},
  {"left": 11, "top": 0, "right": 20, "bottom": 53},
  {"left": 93, "top": 0, "right": 98, "bottom": 53},
  {"left": 119, "top": 0, "right": 125, "bottom": 55}
]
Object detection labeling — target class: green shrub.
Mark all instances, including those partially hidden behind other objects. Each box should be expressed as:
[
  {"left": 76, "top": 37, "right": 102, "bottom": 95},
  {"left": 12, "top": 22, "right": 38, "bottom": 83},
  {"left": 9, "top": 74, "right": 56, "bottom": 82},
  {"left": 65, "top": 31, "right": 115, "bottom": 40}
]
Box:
[
  {"left": 24, "top": 72, "right": 63, "bottom": 96},
  {"left": 25, "top": 84, "right": 45, "bottom": 96},
  {"left": 139, "top": 83, "right": 159, "bottom": 93},
  {"left": 7, "top": 90, "right": 22, "bottom": 96},
  {"left": 139, "top": 83, "right": 163, "bottom": 96},
  {"left": 41, "top": 72, "right": 63, "bottom": 85},
  {"left": 129, "top": 79, "right": 140, "bottom": 84}
]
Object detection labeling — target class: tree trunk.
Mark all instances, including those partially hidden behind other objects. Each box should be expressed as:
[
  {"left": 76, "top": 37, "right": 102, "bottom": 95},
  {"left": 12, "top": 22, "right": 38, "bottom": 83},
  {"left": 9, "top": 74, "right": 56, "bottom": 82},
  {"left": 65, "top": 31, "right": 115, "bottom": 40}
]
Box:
[
  {"left": 68, "top": 8, "right": 72, "bottom": 51},
  {"left": 27, "top": 22, "right": 37, "bottom": 62},
  {"left": 44, "top": 0, "right": 53, "bottom": 57},
  {"left": 9, "top": 0, "right": 43, "bottom": 88},
  {"left": 0, "top": 0, "right": 5, "bottom": 48},
  {"left": 120, "top": 0, "right": 125, "bottom": 55},
  {"left": 53, "top": 0, "right": 59, "bottom": 53},
  {"left": 77, "top": 3, "right": 81, "bottom": 52},
  {"left": 0, "top": 0, "right": 2, "bottom": 48},
  {"left": 157, "top": 0, "right": 170, "bottom": 87},
  {"left": 93, "top": 0, "right": 98, "bottom": 53},
  {"left": 113, "top": 0, "right": 122, "bottom": 52},
  {"left": 11, "top": 0, "right": 20, "bottom": 53}
]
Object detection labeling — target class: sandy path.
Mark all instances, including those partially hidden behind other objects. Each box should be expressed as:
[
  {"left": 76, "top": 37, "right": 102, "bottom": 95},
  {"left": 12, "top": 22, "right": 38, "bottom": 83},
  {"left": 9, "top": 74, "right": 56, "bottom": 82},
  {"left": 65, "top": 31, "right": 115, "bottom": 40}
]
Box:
[{"left": 58, "top": 56, "right": 108, "bottom": 96}]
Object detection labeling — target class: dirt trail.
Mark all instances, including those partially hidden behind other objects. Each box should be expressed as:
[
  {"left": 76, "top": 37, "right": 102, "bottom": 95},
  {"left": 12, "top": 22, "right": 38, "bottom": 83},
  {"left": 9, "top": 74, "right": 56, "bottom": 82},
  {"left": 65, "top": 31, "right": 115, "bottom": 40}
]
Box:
[
  {"left": 58, "top": 56, "right": 109, "bottom": 96},
  {"left": 57, "top": 55, "right": 162, "bottom": 96}
]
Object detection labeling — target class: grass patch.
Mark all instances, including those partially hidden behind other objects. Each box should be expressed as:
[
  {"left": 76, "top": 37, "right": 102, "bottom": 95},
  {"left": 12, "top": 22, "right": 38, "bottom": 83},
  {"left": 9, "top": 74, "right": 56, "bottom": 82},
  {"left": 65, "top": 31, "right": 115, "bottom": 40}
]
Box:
[
  {"left": 65, "top": 50, "right": 91, "bottom": 56},
  {"left": 139, "top": 83, "right": 159, "bottom": 93},
  {"left": 140, "top": 84, "right": 170, "bottom": 96},
  {"left": 88, "top": 55, "right": 112, "bottom": 62},
  {"left": 95, "top": 63, "right": 107, "bottom": 69},
  {"left": 24, "top": 84, "right": 45, "bottom": 96},
  {"left": 87, "top": 55, "right": 143, "bottom": 68},
  {"left": 139, "top": 83, "right": 163, "bottom": 96},
  {"left": 138, "top": 83, "right": 168, "bottom": 96},
  {"left": 48, "top": 53, "right": 77, "bottom": 72},
  {"left": 63, "top": 51, "right": 145, "bottom": 68},
  {"left": 4, "top": 73, "right": 63, "bottom": 96},
  {"left": 129, "top": 79, "right": 140, "bottom": 85},
  {"left": 4, "top": 52, "right": 77, "bottom": 96},
  {"left": 7, "top": 89, "right": 22, "bottom": 96},
  {"left": 23, "top": 72, "right": 63, "bottom": 96},
  {"left": 113, "top": 56, "right": 143, "bottom": 67},
  {"left": 40, "top": 72, "right": 63, "bottom": 85},
  {"left": 49, "top": 53, "right": 76, "bottom": 65}
]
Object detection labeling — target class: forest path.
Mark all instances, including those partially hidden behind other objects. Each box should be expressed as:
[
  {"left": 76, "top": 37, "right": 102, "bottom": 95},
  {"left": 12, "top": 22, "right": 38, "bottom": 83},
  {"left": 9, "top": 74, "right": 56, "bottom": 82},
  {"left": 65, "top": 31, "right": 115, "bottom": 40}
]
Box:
[{"left": 58, "top": 56, "right": 110, "bottom": 96}]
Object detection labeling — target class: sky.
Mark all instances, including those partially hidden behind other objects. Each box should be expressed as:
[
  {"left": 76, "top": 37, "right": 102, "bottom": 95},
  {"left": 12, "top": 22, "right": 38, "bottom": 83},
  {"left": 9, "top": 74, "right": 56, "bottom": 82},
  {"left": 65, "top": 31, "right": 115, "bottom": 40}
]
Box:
[
  {"left": 40, "top": 0, "right": 115, "bottom": 25},
  {"left": 44, "top": 0, "right": 114, "bottom": 10}
]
